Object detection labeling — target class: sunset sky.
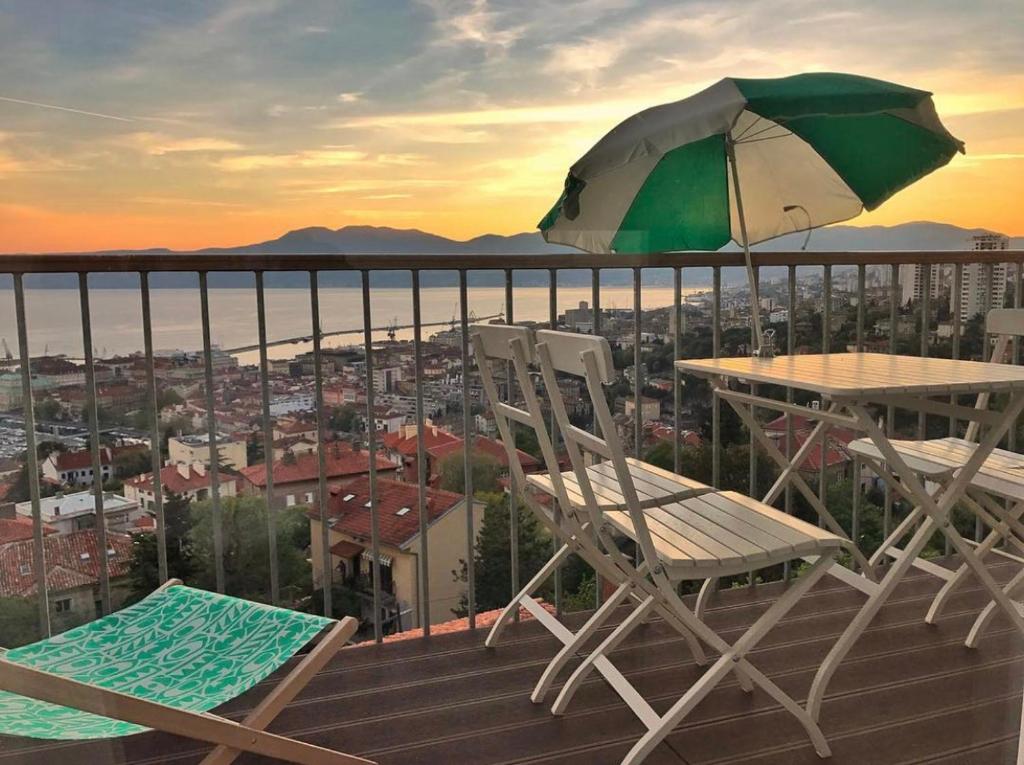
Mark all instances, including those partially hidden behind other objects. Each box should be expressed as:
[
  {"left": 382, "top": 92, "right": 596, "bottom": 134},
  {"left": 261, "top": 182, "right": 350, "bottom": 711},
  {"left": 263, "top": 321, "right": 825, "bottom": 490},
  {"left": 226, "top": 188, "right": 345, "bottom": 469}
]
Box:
[{"left": 1, "top": 0, "right": 1022, "bottom": 253}]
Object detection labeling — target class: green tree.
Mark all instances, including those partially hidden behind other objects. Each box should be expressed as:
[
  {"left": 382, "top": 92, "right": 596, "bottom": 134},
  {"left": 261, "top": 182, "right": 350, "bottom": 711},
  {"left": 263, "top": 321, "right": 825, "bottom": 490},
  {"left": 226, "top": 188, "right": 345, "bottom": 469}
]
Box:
[
  {"left": 188, "top": 496, "right": 312, "bottom": 605},
  {"left": 451, "top": 491, "right": 552, "bottom": 616},
  {"left": 0, "top": 596, "right": 40, "bottom": 648},
  {"left": 329, "top": 405, "right": 360, "bottom": 433},
  {"left": 438, "top": 450, "right": 502, "bottom": 495},
  {"left": 125, "top": 491, "right": 195, "bottom": 602},
  {"left": 34, "top": 397, "right": 61, "bottom": 422}
]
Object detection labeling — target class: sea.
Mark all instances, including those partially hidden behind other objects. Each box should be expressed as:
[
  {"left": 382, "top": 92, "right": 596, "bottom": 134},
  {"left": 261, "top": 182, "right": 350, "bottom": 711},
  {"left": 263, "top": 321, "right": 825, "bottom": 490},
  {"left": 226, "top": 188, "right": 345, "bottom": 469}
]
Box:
[{"left": 0, "top": 285, "right": 708, "bottom": 366}]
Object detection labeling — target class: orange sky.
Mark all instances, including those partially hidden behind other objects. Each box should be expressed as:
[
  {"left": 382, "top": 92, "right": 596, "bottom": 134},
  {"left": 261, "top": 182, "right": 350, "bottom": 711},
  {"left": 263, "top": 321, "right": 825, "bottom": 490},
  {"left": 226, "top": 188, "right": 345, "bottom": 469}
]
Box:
[{"left": 1, "top": 2, "right": 1021, "bottom": 253}]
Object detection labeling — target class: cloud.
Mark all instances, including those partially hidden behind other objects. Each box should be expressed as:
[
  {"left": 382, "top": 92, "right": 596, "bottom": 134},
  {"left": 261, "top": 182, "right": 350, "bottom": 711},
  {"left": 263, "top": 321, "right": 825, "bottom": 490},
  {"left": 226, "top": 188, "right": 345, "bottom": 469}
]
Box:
[
  {"left": 293, "top": 178, "right": 456, "bottom": 194},
  {"left": 338, "top": 92, "right": 363, "bottom": 103},
  {"left": 421, "top": 0, "right": 526, "bottom": 56},
  {"left": 126, "top": 132, "right": 244, "bottom": 155},
  {"left": 0, "top": 95, "right": 134, "bottom": 123},
  {"left": 217, "top": 147, "right": 368, "bottom": 171}
]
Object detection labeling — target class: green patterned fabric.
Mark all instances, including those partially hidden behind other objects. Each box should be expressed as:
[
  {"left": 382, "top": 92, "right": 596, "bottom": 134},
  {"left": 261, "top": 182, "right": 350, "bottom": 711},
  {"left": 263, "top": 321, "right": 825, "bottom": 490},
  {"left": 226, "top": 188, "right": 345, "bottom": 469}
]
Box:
[{"left": 0, "top": 585, "right": 333, "bottom": 740}]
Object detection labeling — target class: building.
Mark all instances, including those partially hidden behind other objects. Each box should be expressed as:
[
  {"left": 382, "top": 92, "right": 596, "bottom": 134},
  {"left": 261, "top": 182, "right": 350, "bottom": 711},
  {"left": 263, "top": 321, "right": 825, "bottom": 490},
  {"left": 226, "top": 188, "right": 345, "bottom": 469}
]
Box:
[
  {"left": 15, "top": 490, "right": 143, "bottom": 535},
  {"left": 238, "top": 444, "right": 398, "bottom": 509},
  {"left": 763, "top": 412, "right": 856, "bottom": 480},
  {"left": 123, "top": 461, "right": 238, "bottom": 510},
  {"left": 0, "top": 528, "right": 134, "bottom": 632},
  {"left": 0, "top": 516, "right": 55, "bottom": 545},
  {"left": 563, "top": 301, "right": 593, "bottom": 331},
  {"left": 168, "top": 432, "right": 248, "bottom": 470},
  {"left": 960, "top": 234, "right": 1010, "bottom": 322},
  {"left": 308, "top": 476, "right": 483, "bottom": 631},
  {"left": 41, "top": 447, "right": 113, "bottom": 488},
  {"left": 624, "top": 396, "right": 662, "bottom": 424},
  {"left": 426, "top": 434, "right": 540, "bottom": 485},
  {"left": 899, "top": 263, "right": 942, "bottom": 305}
]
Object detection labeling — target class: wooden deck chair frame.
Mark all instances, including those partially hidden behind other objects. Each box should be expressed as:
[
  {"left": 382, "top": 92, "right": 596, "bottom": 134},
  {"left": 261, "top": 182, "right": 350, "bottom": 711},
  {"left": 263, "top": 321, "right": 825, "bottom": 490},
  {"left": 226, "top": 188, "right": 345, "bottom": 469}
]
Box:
[
  {"left": 533, "top": 329, "right": 838, "bottom": 764},
  {"left": 853, "top": 308, "right": 1024, "bottom": 642},
  {"left": 469, "top": 324, "right": 709, "bottom": 707},
  {"left": 0, "top": 579, "right": 371, "bottom": 765}
]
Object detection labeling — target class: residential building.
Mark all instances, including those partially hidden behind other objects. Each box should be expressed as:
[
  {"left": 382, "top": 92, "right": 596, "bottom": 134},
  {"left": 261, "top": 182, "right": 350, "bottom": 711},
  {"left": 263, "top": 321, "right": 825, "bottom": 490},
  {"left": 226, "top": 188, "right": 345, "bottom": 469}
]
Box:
[
  {"left": 0, "top": 516, "right": 55, "bottom": 545},
  {"left": 41, "top": 447, "right": 113, "bottom": 487},
  {"left": 0, "top": 528, "right": 134, "bottom": 632},
  {"left": 123, "top": 461, "right": 237, "bottom": 510},
  {"left": 899, "top": 263, "right": 942, "bottom": 305},
  {"left": 15, "top": 490, "right": 143, "bottom": 535},
  {"left": 308, "top": 476, "right": 483, "bottom": 631},
  {"left": 625, "top": 396, "right": 662, "bottom": 424},
  {"left": 168, "top": 432, "right": 248, "bottom": 470},
  {"left": 563, "top": 301, "right": 593, "bottom": 330},
  {"left": 238, "top": 444, "right": 398, "bottom": 509},
  {"left": 960, "top": 234, "right": 1010, "bottom": 322}
]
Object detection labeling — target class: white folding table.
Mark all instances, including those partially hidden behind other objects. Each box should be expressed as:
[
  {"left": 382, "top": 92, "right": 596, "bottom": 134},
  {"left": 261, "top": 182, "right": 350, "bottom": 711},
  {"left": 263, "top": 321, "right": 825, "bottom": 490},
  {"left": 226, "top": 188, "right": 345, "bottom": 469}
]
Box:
[{"left": 676, "top": 352, "right": 1024, "bottom": 721}]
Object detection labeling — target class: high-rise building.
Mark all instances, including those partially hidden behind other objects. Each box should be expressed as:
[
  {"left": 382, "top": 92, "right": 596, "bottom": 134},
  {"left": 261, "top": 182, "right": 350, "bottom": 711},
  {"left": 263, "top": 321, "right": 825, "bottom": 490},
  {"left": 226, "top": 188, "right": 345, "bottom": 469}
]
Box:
[
  {"left": 899, "top": 263, "right": 942, "bottom": 305},
  {"left": 960, "top": 234, "right": 1010, "bottom": 322}
]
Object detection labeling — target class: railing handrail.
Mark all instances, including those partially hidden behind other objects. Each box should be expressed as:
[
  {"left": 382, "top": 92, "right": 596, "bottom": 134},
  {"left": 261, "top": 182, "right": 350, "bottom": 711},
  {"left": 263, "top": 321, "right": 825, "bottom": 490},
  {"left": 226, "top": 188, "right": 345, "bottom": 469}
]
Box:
[{"left": 2, "top": 249, "right": 1023, "bottom": 274}]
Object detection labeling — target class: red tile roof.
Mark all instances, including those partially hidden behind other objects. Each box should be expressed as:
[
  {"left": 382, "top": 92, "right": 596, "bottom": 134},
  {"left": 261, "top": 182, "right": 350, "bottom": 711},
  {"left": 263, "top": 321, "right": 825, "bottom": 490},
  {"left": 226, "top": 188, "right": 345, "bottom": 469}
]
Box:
[
  {"left": 0, "top": 517, "right": 56, "bottom": 545},
  {"left": 428, "top": 435, "right": 539, "bottom": 471},
  {"left": 309, "top": 476, "right": 464, "bottom": 548},
  {"left": 381, "top": 426, "right": 461, "bottom": 457},
  {"left": 240, "top": 446, "right": 396, "bottom": 488},
  {"left": 0, "top": 529, "right": 134, "bottom": 597},
  {"left": 125, "top": 463, "right": 221, "bottom": 494},
  {"left": 379, "top": 601, "right": 554, "bottom": 644},
  {"left": 51, "top": 448, "right": 112, "bottom": 471}
]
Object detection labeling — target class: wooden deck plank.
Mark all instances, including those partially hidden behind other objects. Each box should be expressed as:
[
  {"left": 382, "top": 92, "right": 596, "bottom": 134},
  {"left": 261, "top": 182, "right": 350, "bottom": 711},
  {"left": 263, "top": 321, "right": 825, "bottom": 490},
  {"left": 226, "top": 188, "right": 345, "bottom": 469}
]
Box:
[{"left": 2, "top": 559, "right": 1021, "bottom": 765}]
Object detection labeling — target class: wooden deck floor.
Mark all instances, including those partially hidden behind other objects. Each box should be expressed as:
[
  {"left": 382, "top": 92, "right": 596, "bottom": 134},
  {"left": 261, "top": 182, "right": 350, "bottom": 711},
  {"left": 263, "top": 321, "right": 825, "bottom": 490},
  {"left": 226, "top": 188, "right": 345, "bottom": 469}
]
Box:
[{"left": 4, "top": 558, "right": 1024, "bottom": 765}]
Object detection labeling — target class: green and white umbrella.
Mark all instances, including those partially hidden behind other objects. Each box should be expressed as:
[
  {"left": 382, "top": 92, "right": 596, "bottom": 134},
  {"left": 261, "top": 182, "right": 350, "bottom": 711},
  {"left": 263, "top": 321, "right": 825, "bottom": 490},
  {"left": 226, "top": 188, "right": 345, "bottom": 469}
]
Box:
[{"left": 539, "top": 72, "right": 964, "bottom": 350}]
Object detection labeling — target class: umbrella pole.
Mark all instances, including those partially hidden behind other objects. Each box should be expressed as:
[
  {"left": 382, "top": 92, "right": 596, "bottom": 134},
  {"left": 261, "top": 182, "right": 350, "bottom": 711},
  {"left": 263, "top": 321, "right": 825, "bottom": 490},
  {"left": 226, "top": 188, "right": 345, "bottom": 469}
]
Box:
[{"left": 726, "top": 135, "right": 764, "bottom": 355}]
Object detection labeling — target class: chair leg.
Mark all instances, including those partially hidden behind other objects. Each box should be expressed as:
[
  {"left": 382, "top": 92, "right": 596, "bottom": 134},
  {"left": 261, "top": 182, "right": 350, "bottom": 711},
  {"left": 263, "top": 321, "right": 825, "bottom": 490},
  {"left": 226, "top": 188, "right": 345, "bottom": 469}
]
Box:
[
  {"left": 965, "top": 567, "right": 1024, "bottom": 648},
  {"left": 551, "top": 595, "right": 657, "bottom": 716},
  {"left": 694, "top": 577, "right": 717, "bottom": 621},
  {"left": 531, "top": 579, "right": 633, "bottom": 703},
  {"left": 486, "top": 542, "right": 574, "bottom": 648}
]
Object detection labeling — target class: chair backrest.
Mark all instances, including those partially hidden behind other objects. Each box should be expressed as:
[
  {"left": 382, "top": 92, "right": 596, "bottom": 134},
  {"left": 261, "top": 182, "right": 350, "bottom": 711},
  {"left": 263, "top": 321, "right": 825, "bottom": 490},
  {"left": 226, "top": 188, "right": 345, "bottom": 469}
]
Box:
[
  {"left": 965, "top": 308, "right": 1024, "bottom": 441},
  {"left": 533, "top": 330, "right": 662, "bottom": 571},
  {"left": 468, "top": 324, "right": 574, "bottom": 519}
]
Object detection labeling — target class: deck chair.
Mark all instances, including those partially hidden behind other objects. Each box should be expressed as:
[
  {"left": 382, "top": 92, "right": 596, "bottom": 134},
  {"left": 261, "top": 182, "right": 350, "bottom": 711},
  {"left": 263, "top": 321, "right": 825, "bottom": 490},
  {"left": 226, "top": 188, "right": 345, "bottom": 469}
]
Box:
[
  {"left": 533, "top": 329, "right": 849, "bottom": 764},
  {"left": 848, "top": 308, "right": 1024, "bottom": 645},
  {"left": 469, "top": 323, "right": 712, "bottom": 706},
  {"left": 0, "top": 579, "right": 370, "bottom": 765}
]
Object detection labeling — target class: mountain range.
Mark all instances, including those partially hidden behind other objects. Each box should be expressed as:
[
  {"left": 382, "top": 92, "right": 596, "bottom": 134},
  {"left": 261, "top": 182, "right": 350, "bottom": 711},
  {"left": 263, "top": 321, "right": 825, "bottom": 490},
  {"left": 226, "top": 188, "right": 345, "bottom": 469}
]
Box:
[{"left": 3, "top": 221, "right": 1020, "bottom": 290}]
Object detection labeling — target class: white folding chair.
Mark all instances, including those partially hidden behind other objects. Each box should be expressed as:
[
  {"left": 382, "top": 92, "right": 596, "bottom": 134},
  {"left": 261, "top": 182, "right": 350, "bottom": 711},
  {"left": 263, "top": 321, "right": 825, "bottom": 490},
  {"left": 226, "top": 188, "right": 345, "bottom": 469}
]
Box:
[
  {"left": 849, "top": 308, "right": 1024, "bottom": 644},
  {"left": 469, "top": 323, "right": 712, "bottom": 707},
  {"left": 533, "top": 329, "right": 850, "bottom": 764}
]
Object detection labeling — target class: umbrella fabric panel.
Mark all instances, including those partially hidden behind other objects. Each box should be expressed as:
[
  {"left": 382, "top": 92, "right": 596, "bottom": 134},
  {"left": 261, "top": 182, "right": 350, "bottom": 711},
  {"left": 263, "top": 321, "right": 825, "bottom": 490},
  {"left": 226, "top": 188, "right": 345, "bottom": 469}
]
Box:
[
  {"left": 732, "top": 72, "right": 930, "bottom": 122},
  {"left": 728, "top": 110, "right": 864, "bottom": 244},
  {"left": 781, "top": 112, "right": 962, "bottom": 210},
  {"left": 611, "top": 134, "right": 730, "bottom": 253}
]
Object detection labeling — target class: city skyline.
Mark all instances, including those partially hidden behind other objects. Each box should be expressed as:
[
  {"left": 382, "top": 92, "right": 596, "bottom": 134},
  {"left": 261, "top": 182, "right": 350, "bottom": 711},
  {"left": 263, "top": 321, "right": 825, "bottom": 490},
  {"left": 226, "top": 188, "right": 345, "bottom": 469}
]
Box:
[{"left": 1, "top": 1, "right": 1022, "bottom": 253}]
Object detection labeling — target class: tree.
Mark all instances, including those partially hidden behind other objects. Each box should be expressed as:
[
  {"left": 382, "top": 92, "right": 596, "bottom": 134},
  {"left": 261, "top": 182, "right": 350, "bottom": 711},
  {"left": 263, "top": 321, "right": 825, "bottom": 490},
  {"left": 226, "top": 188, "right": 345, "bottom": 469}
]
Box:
[
  {"left": 438, "top": 450, "right": 502, "bottom": 495},
  {"left": 451, "top": 491, "right": 552, "bottom": 616},
  {"left": 644, "top": 442, "right": 776, "bottom": 497},
  {"left": 329, "top": 405, "right": 360, "bottom": 433},
  {"left": 246, "top": 433, "right": 264, "bottom": 466},
  {"left": 0, "top": 596, "right": 40, "bottom": 648},
  {"left": 126, "top": 492, "right": 195, "bottom": 602},
  {"left": 34, "top": 397, "right": 61, "bottom": 422},
  {"left": 188, "top": 495, "right": 312, "bottom": 605}
]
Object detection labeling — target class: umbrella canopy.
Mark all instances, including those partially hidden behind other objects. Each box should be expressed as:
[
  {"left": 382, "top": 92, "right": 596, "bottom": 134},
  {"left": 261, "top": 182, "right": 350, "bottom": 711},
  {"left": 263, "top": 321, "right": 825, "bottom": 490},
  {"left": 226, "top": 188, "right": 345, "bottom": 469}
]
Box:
[
  {"left": 540, "top": 72, "right": 963, "bottom": 253},
  {"left": 539, "top": 72, "right": 963, "bottom": 350}
]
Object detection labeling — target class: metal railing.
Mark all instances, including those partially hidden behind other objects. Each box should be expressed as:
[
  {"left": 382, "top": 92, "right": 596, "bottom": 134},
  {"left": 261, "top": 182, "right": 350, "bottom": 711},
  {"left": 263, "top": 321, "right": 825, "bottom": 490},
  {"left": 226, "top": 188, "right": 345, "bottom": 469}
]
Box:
[{"left": 4, "top": 248, "right": 1023, "bottom": 642}]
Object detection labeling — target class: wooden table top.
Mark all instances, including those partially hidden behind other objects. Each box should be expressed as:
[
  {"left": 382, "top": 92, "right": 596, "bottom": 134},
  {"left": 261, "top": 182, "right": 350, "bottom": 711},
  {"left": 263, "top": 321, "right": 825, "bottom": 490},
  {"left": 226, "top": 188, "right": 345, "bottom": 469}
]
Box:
[{"left": 675, "top": 352, "right": 1024, "bottom": 398}]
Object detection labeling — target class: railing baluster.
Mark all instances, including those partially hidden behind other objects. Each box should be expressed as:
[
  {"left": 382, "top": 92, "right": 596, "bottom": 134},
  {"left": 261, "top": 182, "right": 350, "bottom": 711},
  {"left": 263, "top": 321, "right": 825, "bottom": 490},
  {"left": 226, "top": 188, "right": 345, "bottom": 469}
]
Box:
[
  {"left": 819, "top": 265, "right": 831, "bottom": 525},
  {"left": 412, "top": 270, "right": 430, "bottom": 634},
  {"left": 198, "top": 272, "right": 225, "bottom": 593},
  {"left": 362, "top": 270, "right": 383, "bottom": 642},
  {"left": 950, "top": 263, "right": 963, "bottom": 437},
  {"left": 852, "top": 264, "right": 866, "bottom": 561},
  {"left": 884, "top": 264, "right": 899, "bottom": 542},
  {"left": 712, "top": 266, "right": 721, "bottom": 490},
  {"left": 673, "top": 267, "right": 682, "bottom": 476},
  {"left": 918, "top": 263, "right": 931, "bottom": 438},
  {"left": 748, "top": 265, "right": 758, "bottom": 586},
  {"left": 79, "top": 273, "right": 111, "bottom": 615},
  {"left": 783, "top": 265, "right": 796, "bottom": 581},
  {"left": 14, "top": 274, "right": 50, "bottom": 637},
  {"left": 1011, "top": 263, "right": 1022, "bottom": 454},
  {"left": 254, "top": 272, "right": 279, "bottom": 605},
  {"left": 591, "top": 267, "right": 602, "bottom": 609},
  {"left": 458, "top": 270, "right": 476, "bottom": 628},
  {"left": 140, "top": 272, "right": 168, "bottom": 585},
  {"left": 633, "top": 267, "right": 642, "bottom": 459},
  {"left": 310, "top": 270, "right": 331, "bottom": 617},
  {"left": 548, "top": 268, "right": 561, "bottom": 615},
  {"left": 504, "top": 268, "right": 519, "bottom": 621}
]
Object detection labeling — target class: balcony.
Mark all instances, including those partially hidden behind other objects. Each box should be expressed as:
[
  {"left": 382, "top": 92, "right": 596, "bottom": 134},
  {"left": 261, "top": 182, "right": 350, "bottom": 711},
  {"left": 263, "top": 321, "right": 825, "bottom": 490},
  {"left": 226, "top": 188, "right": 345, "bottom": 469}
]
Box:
[{"left": 0, "top": 248, "right": 1022, "bottom": 763}]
